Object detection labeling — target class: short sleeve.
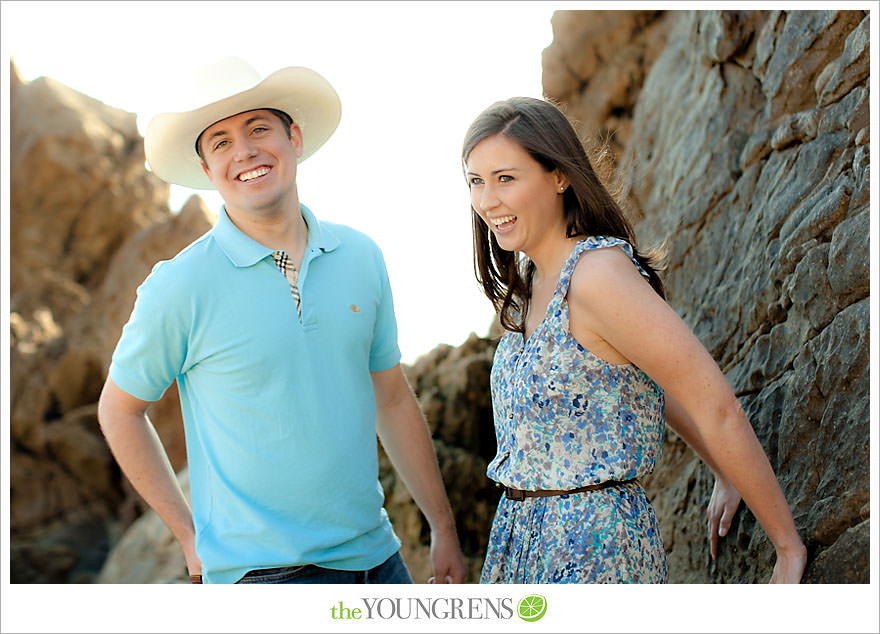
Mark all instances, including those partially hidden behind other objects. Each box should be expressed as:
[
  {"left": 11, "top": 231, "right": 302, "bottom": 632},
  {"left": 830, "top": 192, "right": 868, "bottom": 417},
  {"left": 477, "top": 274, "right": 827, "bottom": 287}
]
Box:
[
  {"left": 109, "top": 262, "right": 190, "bottom": 402},
  {"left": 368, "top": 245, "right": 401, "bottom": 372}
]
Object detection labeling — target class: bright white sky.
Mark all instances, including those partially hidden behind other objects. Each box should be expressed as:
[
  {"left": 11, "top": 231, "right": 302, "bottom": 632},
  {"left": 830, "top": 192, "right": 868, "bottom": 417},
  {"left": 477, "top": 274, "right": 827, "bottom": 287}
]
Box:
[{"left": 3, "top": 0, "right": 556, "bottom": 364}]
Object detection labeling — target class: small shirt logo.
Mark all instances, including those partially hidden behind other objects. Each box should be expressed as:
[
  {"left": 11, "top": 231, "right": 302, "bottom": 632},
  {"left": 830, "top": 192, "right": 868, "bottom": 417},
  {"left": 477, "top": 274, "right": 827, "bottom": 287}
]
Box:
[{"left": 350, "top": 305, "right": 360, "bottom": 313}]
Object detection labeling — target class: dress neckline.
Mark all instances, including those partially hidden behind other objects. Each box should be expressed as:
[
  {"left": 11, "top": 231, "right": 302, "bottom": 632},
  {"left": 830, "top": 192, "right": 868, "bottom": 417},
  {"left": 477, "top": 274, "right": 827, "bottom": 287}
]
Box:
[
  {"left": 519, "top": 238, "right": 591, "bottom": 349},
  {"left": 515, "top": 236, "right": 648, "bottom": 375}
]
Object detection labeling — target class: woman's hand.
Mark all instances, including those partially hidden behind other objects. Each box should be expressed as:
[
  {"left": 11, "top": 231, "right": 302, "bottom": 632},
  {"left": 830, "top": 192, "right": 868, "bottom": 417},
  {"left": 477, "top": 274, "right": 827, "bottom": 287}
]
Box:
[
  {"left": 707, "top": 476, "right": 742, "bottom": 560},
  {"left": 769, "top": 543, "right": 807, "bottom": 583}
]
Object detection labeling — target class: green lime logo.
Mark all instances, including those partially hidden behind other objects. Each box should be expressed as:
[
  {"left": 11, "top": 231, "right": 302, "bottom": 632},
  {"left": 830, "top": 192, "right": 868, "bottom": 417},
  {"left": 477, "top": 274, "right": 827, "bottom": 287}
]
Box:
[{"left": 517, "top": 594, "right": 547, "bottom": 622}]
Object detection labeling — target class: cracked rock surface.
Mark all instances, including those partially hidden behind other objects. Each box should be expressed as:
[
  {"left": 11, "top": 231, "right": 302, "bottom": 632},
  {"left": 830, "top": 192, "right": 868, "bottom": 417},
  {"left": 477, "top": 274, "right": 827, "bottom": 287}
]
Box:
[{"left": 545, "top": 9, "right": 869, "bottom": 583}]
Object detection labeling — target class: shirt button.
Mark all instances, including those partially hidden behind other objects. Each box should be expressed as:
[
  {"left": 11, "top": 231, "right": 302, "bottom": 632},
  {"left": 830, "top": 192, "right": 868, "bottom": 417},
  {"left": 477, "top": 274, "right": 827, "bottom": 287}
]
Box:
[{"left": 508, "top": 413, "right": 514, "bottom": 419}]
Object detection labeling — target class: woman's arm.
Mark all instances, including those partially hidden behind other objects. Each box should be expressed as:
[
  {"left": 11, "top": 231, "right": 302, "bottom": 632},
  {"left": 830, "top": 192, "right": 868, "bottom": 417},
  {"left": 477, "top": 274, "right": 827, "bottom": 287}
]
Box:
[
  {"left": 568, "top": 247, "right": 806, "bottom": 582},
  {"left": 665, "top": 395, "right": 743, "bottom": 560}
]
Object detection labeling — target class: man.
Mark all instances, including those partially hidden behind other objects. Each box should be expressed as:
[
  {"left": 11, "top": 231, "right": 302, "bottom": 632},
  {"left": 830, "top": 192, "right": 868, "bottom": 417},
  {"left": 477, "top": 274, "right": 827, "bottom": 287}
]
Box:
[{"left": 97, "top": 58, "right": 465, "bottom": 584}]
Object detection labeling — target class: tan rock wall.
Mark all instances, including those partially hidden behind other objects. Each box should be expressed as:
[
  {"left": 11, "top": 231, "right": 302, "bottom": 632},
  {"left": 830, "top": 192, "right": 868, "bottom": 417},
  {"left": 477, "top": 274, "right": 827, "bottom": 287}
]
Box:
[
  {"left": 545, "top": 9, "right": 870, "bottom": 582},
  {"left": 9, "top": 61, "right": 211, "bottom": 583},
  {"left": 541, "top": 11, "right": 669, "bottom": 165}
]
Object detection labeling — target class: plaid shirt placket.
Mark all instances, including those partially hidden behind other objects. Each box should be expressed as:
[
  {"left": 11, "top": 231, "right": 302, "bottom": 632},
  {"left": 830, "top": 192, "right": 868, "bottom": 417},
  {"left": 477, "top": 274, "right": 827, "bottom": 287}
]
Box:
[{"left": 271, "top": 250, "right": 302, "bottom": 317}]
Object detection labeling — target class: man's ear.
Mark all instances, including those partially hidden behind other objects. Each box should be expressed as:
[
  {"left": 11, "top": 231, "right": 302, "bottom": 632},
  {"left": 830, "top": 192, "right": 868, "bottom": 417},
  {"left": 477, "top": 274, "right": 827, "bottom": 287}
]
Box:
[
  {"left": 201, "top": 160, "right": 210, "bottom": 176},
  {"left": 290, "top": 123, "right": 304, "bottom": 159}
]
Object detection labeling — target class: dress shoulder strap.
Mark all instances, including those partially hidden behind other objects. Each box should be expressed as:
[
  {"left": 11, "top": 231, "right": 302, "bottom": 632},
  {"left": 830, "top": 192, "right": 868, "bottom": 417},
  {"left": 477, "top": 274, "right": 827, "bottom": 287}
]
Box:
[{"left": 554, "top": 236, "right": 652, "bottom": 303}]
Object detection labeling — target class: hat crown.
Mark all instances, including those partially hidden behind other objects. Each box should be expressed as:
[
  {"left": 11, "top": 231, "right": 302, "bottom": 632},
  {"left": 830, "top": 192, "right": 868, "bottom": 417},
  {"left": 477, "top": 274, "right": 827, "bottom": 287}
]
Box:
[{"left": 188, "top": 57, "right": 263, "bottom": 112}]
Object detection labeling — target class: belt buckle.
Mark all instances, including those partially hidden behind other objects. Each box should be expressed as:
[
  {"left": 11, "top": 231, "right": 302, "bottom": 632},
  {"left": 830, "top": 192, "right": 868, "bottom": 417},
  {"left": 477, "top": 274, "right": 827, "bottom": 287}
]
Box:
[{"left": 505, "top": 487, "right": 526, "bottom": 501}]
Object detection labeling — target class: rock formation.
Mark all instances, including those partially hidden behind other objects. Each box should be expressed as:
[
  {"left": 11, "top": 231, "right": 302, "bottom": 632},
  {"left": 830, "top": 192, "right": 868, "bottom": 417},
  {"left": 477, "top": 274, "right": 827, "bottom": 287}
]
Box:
[
  {"left": 9, "top": 60, "right": 212, "bottom": 583},
  {"left": 541, "top": 11, "right": 670, "bottom": 164},
  {"left": 95, "top": 471, "right": 191, "bottom": 584},
  {"left": 543, "top": 9, "right": 870, "bottom": 582}
]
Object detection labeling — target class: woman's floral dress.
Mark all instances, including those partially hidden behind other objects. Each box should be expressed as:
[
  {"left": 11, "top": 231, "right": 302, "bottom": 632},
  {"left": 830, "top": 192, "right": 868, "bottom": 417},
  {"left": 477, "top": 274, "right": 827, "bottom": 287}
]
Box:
[{"left": 480, "top": 237, "right": 667, "bottom": 584}]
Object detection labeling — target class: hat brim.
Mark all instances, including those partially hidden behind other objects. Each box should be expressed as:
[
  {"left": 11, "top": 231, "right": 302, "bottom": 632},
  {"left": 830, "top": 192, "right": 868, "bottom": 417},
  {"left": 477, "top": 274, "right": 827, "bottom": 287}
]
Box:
[{"left": 144, "top": 66, "right": 341, "bottom": 190}]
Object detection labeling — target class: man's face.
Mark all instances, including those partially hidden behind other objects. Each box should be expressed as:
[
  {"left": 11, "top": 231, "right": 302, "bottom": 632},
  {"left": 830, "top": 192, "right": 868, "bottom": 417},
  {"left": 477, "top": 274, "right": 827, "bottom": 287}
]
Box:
[{"left": 199, "top": 109, "right": 303, "bottom": 217}]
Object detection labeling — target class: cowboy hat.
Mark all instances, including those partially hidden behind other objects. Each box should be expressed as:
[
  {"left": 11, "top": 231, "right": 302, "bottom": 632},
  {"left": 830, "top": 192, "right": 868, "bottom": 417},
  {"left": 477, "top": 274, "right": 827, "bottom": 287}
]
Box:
[{"left": 144, "top": 57, "right": 341, "bottom": 190}]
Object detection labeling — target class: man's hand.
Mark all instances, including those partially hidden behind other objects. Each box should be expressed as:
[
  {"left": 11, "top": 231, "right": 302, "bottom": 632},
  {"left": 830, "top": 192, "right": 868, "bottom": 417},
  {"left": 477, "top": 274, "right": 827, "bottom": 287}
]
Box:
[
  {"left": 426, "top": 526, "right": 466, "bottom": 583},
  {"left": 183, "top": 537, "right": 203, "bottom": 582},
  {"left": 372, "top": 365, "right": 466, "bottom": 584}
]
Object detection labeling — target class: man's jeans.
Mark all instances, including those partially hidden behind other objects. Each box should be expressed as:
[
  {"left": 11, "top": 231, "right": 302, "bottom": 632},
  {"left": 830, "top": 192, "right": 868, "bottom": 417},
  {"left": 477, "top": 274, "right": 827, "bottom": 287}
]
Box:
[{"left": 236, "top": 551, "right": 414, "bottom": 584}]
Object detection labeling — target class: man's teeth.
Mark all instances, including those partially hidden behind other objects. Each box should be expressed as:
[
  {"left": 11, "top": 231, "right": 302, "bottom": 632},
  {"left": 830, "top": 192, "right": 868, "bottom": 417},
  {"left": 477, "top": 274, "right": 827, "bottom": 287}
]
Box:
[
  {"left": 491, "top": 215, "right": 516, "bottom": 226},
  {"left": 238, "top": 167, "right": 270, "bottom": 181}
]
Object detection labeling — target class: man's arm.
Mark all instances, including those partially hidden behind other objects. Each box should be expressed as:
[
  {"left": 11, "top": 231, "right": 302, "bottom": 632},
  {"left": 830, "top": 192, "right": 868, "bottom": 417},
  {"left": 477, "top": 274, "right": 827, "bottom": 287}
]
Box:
[
  {"left": 371, "top": 364, "right": 466, "bottom": 584},
  {"left": 97, "top": 377, "right": 202, "bottom": 579}
]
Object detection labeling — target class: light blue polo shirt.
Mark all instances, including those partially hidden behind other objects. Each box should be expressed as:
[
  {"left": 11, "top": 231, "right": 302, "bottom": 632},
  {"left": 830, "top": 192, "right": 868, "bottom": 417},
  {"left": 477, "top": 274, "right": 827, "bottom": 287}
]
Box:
[{"left": 110, "top": 204, "right": 402, "bottom": 584}]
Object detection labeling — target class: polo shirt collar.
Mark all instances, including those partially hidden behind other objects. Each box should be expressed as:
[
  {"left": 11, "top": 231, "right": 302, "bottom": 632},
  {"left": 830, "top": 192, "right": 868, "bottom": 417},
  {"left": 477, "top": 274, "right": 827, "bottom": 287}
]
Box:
[{"left": 211, "top": 203, "right": 340, "bottom": 268}]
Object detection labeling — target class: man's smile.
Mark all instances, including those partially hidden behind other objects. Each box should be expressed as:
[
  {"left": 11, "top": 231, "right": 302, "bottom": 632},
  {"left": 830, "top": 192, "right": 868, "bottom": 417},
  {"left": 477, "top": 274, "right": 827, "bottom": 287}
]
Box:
[{"left": 236, "top": 165, "right": 272, "bottom": 182}]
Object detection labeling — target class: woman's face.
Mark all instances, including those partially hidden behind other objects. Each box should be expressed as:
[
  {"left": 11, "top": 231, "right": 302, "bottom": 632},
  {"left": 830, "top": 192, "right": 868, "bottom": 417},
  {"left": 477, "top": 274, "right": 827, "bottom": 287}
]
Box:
[{"left": 466, "top": 133, "right": 568, "bottom": 255}]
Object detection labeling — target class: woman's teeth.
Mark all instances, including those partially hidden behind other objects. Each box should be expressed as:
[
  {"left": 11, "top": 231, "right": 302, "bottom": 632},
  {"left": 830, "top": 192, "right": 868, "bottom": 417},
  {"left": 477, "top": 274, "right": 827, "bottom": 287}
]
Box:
[{"left": 491, "top": 215, "right": 516, "bottom": 226}]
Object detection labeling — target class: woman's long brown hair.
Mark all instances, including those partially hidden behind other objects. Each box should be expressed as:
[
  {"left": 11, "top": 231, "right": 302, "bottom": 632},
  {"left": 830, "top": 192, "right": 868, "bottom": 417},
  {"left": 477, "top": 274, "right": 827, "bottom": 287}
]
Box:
[{"left": 462, "top": 97, "right": 665, "bottom": 335}]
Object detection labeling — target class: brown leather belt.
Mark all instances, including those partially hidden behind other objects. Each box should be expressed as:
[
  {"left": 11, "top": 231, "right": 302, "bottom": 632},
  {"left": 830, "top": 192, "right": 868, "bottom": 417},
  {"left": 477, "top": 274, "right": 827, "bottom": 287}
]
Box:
[{"left": 498, "top": 478, "right": 637, "bottom": 501}]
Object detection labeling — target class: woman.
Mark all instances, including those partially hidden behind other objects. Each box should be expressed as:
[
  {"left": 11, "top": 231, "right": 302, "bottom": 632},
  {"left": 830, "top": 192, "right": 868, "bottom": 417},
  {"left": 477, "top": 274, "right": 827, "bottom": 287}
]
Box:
[{"left": 463, "top": 97, "right": 806, "bottom": 584}]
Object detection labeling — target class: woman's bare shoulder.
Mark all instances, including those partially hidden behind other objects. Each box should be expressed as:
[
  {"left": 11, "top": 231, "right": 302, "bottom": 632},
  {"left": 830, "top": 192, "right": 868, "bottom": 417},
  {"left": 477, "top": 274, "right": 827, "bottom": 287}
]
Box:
[{"left": 569, "top": 244, "right": 645, "bottom": 302}]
